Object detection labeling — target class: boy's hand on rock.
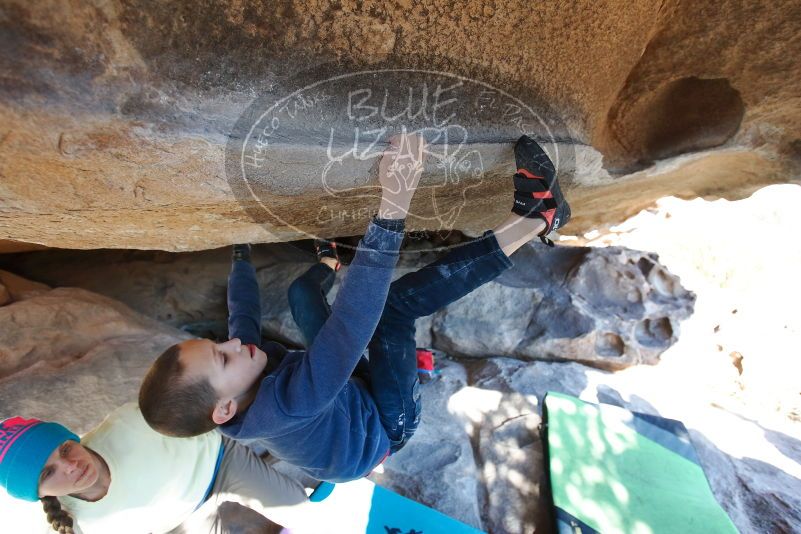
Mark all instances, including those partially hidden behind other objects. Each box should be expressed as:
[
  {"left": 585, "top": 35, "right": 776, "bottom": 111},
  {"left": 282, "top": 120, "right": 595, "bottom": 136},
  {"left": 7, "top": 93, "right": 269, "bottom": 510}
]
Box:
[{"left": 378, "top": 132, "right": 425, "bottom": 220}]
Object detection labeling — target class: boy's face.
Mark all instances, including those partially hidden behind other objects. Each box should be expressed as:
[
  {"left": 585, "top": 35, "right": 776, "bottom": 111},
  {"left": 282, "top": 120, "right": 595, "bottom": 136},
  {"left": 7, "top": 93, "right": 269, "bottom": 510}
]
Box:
[{"left": 179, "top": 338, "right": 268, "bottom": 402}]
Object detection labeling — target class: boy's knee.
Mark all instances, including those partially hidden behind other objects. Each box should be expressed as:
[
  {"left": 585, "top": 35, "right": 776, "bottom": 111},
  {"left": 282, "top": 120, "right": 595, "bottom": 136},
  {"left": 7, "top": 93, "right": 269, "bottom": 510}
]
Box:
[
  {"left": 378, "top": 290, "right": 416, "bottom": 329},
  {"left": 288, "top": 276, "right": 313, "bottom": 304}
]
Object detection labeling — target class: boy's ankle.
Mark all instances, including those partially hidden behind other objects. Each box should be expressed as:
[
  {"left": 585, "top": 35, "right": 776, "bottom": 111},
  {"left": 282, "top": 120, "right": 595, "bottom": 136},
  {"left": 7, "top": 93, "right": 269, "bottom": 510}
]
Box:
[
  {"left": 314, "top": 239, "right": 341, "bottom": 271},
  {"left": 319, "top": 256, "right": 339, "bottom": 271}
]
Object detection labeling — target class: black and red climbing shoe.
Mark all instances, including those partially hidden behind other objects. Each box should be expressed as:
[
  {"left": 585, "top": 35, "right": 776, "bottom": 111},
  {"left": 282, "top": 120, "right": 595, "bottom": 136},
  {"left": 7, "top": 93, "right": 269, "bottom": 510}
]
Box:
[
  {"left": 314, "top": 239, "right": 341, "bottom": 272},
  {"left": 511, "top": 135, "right": 571, "bottom": 246}
]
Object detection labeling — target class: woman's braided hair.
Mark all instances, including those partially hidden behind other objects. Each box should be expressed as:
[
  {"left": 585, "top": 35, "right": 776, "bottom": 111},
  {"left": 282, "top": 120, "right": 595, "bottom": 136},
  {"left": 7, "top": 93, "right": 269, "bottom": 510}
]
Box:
[{"left": 41, "top": 496, "right": 75, "bottom": 534}]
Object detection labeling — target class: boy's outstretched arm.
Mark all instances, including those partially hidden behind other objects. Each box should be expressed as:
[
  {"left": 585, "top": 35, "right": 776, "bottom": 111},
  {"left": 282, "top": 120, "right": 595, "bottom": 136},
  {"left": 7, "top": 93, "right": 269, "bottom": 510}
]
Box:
[
  {"left": 228, "top": 245, "right": 262, "bottom": 346},
  {"left": 277, "top": 133, "right": 425, "bottom": 414}
]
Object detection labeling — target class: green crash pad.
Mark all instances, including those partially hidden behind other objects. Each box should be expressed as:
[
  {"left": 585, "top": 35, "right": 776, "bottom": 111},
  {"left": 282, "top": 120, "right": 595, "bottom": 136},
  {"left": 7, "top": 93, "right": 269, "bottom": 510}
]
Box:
[{"left": 543, "top": 392, "right": 738, "bottom": 534}]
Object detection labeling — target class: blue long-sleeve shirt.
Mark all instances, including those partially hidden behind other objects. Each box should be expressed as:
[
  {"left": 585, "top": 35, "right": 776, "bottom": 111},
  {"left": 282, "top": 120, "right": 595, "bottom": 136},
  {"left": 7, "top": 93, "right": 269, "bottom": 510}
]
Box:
[{"left": 220, "top": 220, "right": 404, "bottom": 482}]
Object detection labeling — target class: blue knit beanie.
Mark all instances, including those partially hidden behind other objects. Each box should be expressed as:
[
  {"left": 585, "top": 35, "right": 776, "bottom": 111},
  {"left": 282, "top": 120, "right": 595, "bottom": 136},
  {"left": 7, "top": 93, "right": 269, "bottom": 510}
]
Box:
[{"left": 0, "top": 416, "right": 79, "bottom": 502}]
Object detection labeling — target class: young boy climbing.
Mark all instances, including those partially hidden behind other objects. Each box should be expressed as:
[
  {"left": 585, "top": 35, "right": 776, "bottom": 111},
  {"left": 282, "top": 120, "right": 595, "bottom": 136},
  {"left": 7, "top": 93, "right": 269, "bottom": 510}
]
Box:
[{"left": 139, "top": 133, "right": 570, "bottom": 482}]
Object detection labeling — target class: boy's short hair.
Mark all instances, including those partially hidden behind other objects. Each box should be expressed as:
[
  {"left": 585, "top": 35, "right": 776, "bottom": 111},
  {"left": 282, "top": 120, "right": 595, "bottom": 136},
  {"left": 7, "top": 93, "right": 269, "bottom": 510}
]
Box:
[{"left": 139, "top": 343, "right": 218, "bottom": 437}]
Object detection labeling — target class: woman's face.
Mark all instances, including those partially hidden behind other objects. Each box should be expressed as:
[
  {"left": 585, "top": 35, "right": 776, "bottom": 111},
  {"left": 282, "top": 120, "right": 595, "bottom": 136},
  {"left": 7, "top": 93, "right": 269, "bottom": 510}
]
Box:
[{"left": 37, "top": 440, "right": 101, "bottom": 497}]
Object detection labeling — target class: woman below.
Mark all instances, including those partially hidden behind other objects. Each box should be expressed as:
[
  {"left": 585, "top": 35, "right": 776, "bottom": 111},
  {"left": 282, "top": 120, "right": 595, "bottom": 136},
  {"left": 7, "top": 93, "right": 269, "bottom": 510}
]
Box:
[{"left": 0, "top": 402, "right": 310, "bottom": 533}]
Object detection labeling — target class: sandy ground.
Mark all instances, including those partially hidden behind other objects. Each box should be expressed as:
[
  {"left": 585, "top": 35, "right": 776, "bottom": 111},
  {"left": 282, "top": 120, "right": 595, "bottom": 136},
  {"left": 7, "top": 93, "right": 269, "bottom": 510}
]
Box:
[{"left": 573, "top": 184, "right": 801, "bottom": 429}]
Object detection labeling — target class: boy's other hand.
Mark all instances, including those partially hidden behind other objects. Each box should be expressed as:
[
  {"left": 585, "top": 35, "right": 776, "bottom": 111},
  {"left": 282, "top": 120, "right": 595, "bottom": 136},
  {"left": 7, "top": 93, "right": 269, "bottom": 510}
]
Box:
[{"left": 378, "top": 131, "right": 426, "bottom": 220}]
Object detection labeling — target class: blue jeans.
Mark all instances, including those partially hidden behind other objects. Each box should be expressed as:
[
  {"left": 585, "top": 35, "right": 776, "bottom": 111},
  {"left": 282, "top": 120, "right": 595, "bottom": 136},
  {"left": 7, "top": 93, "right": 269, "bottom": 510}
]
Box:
[{"left": 288, "top": 231, "right": 513, "bottom": 453}]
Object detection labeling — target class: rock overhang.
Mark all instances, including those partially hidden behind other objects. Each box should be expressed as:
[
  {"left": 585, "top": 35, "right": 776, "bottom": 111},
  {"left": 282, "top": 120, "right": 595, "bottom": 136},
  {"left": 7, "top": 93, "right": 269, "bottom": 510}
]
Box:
[{"left": 1, "top": 0, "right": 800, "bottom": 251}]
